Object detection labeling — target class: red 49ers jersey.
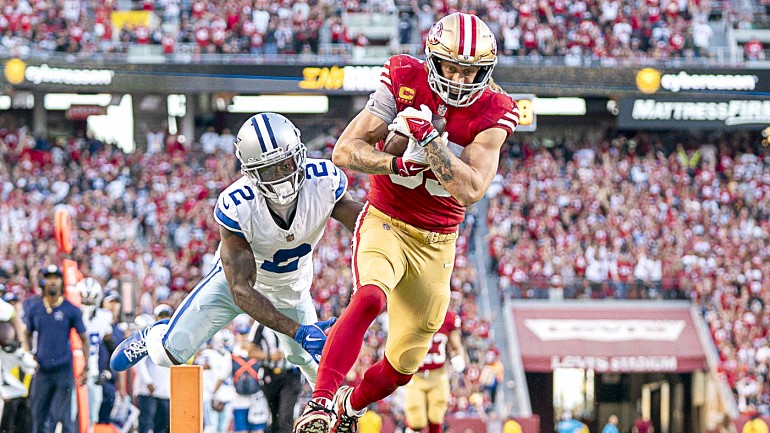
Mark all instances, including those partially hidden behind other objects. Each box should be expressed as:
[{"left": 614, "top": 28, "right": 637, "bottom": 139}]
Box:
[
  {"left": 369, "top": 54, "right": 519, "bottom": 233},
  {"left": 418, "top": 310, "right": 461, "bottom": 372}
]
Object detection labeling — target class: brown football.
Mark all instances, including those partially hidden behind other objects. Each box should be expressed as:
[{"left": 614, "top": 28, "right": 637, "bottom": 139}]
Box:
[{"left": 381, "top": 115, "right": 447, "bottom": 156}]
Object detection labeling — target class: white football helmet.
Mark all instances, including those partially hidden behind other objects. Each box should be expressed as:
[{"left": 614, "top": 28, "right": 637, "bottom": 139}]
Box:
[
  {"left": 77, "top": 277, "right": 103, "bottom": 307},
  {"left": 425, "top": 13, "right": 498, "bottom": 107},
  {"left": 234, "top": 113, "right": 306, "bottom": 205}
]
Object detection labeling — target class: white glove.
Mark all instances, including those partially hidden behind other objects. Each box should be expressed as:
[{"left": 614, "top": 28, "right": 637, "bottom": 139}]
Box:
[
  {"left": 18, "top": 350, "right": 38, "bottom": 372},
  {"left": 402, "top": 132, "right": 448, "bottom": 166},
  {"left": 388, "top": 105, "right": 440, "bottom": 147},
  {"left": 402, "top": 138, "right": 428, "bottom": 165},
  {"left": 450, "top": 354, "right": 466, "bottom": 373}
]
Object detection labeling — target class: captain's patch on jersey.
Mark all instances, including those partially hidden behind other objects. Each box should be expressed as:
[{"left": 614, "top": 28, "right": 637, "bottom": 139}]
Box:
[{"left": 397, "top": 86, "right": 416, "bottom": 104}]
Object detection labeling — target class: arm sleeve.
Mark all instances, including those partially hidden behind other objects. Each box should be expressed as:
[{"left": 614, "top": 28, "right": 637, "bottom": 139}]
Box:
[{"left": 364, "top": 83, "right": 398, "bottom": 125}]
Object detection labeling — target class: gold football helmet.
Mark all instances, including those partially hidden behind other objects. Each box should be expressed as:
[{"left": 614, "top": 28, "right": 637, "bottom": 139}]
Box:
[{"left": 424, "top": 13, "right": 498, "bottom": 107}]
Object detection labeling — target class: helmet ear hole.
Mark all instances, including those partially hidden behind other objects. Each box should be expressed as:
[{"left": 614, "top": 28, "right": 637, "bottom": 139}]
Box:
[{"left": 473, "top": 66, "right": 491, "bottom": 85}]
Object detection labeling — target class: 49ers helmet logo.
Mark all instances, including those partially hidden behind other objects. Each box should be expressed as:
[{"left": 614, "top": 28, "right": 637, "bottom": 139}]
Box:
[{"left": 428, "top": 22, "right": 443, "bottom": 45}]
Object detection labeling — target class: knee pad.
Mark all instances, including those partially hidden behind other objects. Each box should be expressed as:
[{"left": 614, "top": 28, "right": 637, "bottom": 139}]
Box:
[
  {"left": 387, "top": 331, "right": 434, "bottom": 374},
  {"left": 146, "top": 324, "right": 176, "bottom": 367}
]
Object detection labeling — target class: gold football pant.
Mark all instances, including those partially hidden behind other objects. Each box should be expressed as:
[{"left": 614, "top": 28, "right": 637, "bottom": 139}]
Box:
[
  {"left": 405, "top": 367, "right": 451, "bottom": 428},
  {"left": 352, "top": 204, "right": 457, "bottom": 374}
]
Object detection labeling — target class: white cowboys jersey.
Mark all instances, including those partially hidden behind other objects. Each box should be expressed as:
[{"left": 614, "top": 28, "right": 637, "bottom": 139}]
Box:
[
  {"left": 213, "top": 158, "right": 348, "bottom": 308},
  {"left": 83, "top": 308, "right": 113, "bottom": 377}
]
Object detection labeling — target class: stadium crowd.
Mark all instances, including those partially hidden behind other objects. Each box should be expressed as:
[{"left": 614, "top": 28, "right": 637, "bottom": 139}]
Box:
[
  {"left": 0, "top": 0, "right": 764, "bottom": 61},
  {"left": 0, "top": 120, "right": 499, "bottom": 429},
  {"left": 486, "top": 130, "right": 770, "bottom": 415}
]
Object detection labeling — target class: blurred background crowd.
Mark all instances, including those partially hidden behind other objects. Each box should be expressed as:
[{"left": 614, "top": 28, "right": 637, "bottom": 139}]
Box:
[
  {"left": 2, "top": 116, "right": 770, "bottom": 428},
  {"left": 0, "top": 0, "right": 766, "bottom": 62},
  {"left": 0, "top": 122, "right": 504, "bottom": 430}
]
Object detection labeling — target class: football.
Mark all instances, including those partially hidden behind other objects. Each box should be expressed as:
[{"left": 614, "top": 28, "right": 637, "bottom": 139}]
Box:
[{"left": 381, "top": 115, "right": 447, "bottom": 156}]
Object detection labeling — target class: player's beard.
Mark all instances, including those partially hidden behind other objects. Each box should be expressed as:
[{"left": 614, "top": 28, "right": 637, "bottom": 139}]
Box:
[{"left": 45, "top": 284, "right": 61, "bottom": 297}]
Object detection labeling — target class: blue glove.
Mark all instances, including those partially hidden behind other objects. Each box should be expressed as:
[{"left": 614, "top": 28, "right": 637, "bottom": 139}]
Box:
[{"left": 293, "top": 318, "right": 337, "bottom": 364}]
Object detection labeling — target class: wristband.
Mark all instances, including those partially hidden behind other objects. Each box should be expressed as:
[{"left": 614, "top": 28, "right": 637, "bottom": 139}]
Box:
[{"left": 391, "top": 157, "right": 399, "bottom": 175}]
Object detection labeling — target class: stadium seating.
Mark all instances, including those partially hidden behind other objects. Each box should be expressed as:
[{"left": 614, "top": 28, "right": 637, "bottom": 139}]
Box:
[
  {"left": 486, "top": 133, "right": 770, "bottom": 415},
  {"left": 2, "top": 0, "right": 767, "bottom": 61},
  {"left": 0, "top": 126, "right": 499, "bottom": 420}
]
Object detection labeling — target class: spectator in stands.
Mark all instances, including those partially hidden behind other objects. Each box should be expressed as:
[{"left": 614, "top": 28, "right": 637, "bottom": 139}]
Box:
[
  {"left": 200, "top": 126, "right": 220, "bottom": 155},
  {"left": 557, "top": 412, "right": 585, "bottom": 433},
  {"left": 744, "top": 37, "right": 765, "bottom": 61},
  {"left": 602, "top": 414, "right": 620, "bottom": 433},
  {"left": 632, "top": 413, "right": 654, "bottom": 433}
]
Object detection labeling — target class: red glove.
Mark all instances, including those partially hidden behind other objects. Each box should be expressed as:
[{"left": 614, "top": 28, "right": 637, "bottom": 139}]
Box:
[
  {"left": 392, "top": 157, "right": 428, "bottom": 177},
  {"left": 388, "top": 105, "right": 440, "bottom": 147}
]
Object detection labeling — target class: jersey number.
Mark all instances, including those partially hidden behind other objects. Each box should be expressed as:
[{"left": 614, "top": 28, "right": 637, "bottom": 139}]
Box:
[
  {"left": 305, "top": 161, "right": 335, "bottom": 179},
  {"left": 388, "top": 172, "right": 451, "bottom": 197},
  {"left": 261, "top": 243, "right": 312, "bottom": 273},
  {"left": 421, "top": 333, "right": 449, "bottom": 366},
  {"left": 228, "top": 185, "right": 255, "bottom": 206}
]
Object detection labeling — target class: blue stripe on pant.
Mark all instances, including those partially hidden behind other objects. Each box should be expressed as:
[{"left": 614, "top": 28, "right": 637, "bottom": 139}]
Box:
[{"left": 160, "top": 260, "right": 320, "bottom": 385}]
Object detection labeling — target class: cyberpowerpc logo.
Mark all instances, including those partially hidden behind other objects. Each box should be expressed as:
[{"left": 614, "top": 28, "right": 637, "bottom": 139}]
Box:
[
  {"left": 636, "top": 68, "right": 758, "bottom": 94},
  {"left": 4, "top": 58, "right": 26, "bottom": 85},
  {"left": 3, "top": 59, "right": 114, "bottom": 86},
  {"left": 632, "top": 99, "right": 770, "bottom": 126},
  {"left": 636, "top": 68, "right": 662, "bottom": 94}
]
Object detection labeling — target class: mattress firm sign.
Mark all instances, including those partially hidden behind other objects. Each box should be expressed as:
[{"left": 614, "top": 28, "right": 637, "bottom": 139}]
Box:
[{"left": 618, "top": 98, "right": 770, "bottom": 130}]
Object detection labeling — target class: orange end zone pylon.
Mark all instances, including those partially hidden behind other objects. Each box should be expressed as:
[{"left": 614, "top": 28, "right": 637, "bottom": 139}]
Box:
[
  {"left": 170, "top": 365, "right": 203, "bottom": 433},
  {"left": 55, "top": 207, "right": 89, "bottom": 433}
]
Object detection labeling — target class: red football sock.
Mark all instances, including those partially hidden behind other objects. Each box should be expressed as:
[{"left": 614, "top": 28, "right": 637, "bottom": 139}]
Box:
[
  {"left": 350, "top": 356, "right": 413, "bottom": 411},
  {"left": 312, "top": 284, "right": 387, "bottom": 400},
  {"left": 428, "top": 422, "right": 442, "bottom": 433}
]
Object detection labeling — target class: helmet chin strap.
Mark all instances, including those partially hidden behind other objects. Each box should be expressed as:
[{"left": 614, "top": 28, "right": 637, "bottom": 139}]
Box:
[{"left": 271, "top": 180, "right": 297, "bottom": 205}]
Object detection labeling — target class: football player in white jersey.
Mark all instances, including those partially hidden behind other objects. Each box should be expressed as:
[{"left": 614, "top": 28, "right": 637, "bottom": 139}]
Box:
[
  {"left": 111, "top": 113, "right": 363, "bottom": 388},
  {"left": 77, "top": 277, "right": 116, "bottom": 424}
]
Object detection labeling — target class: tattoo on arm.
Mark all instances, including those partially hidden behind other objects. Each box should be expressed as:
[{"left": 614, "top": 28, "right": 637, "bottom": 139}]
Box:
[
  {"left": 425, "top": 140, "right": 456, "bottom": 183},
  {"left": 220, "top": 228, "right": 300, "bottom": 338},
  {"left": 347, "top": 146, "right": 393, "bottom": 175}
]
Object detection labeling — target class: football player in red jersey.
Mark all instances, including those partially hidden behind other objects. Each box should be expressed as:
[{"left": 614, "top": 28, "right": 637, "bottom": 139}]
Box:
[
  {"left": 404, "top": 305, "right": 466, "bottom": 433},
  {"left": 293, "top": 12, "right": 519, "bottom": 433}
]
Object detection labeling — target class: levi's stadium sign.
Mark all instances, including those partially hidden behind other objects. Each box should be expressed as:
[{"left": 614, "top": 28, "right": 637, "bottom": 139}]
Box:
[
  {"left": 512, "top": 303, "right": 707, "bottom": 373},
  {"left": 617, "top": 97, "right": 770, "bottom": 130}
]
